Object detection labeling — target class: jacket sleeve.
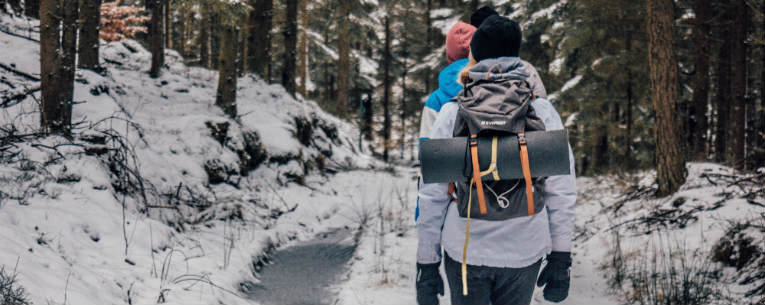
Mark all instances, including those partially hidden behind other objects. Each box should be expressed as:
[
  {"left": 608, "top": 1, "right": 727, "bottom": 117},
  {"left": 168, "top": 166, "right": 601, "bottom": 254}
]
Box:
[
  {"left": 416, "top": 102, "right": 458, "bottom": 264},
  {"left": 534, "top": 99, "right": 576, "bottom": 252},
  {"left": 522, "top": 60, "right": 548, "bottom": 99}
]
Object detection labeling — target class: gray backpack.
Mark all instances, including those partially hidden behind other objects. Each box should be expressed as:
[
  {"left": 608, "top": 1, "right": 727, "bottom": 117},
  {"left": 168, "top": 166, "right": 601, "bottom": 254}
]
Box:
[{"left": 450, "top": 74, "right": 547, "bottom": 221}]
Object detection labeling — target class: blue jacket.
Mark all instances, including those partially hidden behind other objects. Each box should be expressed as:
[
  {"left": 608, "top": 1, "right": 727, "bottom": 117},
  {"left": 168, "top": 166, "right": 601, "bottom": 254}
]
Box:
[{"left": 416, "top": 59, "right": 468, "bottom": 221}]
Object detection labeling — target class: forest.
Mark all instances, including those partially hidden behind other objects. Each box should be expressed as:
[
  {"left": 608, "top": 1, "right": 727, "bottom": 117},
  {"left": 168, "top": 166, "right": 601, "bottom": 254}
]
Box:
[
  {"left": 1, "top": 0, "right": 763, "bottom": 174},
  {"left": 0, "top": 0, "right": 765, "bottom": 304}
]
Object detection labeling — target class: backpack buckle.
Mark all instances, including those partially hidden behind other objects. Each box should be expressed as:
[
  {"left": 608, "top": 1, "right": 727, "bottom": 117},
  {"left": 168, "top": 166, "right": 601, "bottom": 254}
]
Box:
[{"left": 518, "top": 135, "right": 527, "bottom": 144}]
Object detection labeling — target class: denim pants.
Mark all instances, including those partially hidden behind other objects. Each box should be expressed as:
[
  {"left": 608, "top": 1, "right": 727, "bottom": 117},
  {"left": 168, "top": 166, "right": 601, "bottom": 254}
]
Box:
[{"left": 444, "top": 253, "right": 542, "bottom": 305}]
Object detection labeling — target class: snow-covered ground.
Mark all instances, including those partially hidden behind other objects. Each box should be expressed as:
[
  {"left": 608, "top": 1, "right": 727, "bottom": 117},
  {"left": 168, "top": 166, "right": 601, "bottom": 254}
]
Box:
[
  {"left": 338, "top": 163, "right": 765, "bottom": 305},
  {"left": 0, "top": 14, "right": 393, "bottom": 305},
  {"left": 2, "top": 12, "right": 764, "bottom": 305}
]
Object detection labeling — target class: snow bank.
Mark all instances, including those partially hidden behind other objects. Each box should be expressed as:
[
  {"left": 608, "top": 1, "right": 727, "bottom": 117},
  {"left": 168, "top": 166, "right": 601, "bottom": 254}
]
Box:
[{"left": 0, "top": 14, "right": 389, "bottom": 305}]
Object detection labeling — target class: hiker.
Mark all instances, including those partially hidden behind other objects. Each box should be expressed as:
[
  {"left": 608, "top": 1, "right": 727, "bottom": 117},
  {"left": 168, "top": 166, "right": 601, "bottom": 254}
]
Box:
[
  {"left": 470, "top": 5, "right": 547, "bottom": 99},
  {"left": 415, "top": 6, "right": 548, "bottom": 222},
  {"left": 416, "top": 15, "right": 576, "bottom": 305}
]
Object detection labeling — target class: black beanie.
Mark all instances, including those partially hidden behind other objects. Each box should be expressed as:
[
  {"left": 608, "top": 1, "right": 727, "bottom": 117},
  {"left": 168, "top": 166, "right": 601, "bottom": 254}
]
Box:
[
  {"left": 470, "top": 6, "right": 499, "bottom": 28},
  {"left": 469, "top": 15, "right": 522, "bottom": 61}
]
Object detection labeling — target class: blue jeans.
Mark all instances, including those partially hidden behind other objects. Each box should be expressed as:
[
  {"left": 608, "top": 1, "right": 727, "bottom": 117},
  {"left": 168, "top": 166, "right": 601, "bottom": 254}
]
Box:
[{"left": 444, "top": 253, "right": 541, "bottom": 305}]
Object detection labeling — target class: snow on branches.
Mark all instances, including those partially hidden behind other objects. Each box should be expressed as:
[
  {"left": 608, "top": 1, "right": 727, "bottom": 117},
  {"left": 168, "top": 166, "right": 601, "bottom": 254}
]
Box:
[{"left": 100, "top": 0, "right": 150, "bottom": 42}]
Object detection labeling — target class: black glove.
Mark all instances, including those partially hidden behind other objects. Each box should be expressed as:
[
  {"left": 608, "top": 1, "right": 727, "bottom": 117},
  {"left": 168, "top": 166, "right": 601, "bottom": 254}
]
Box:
[
  {"left": 416, "top": 262, "right": 444, "bottom": 305},
  {"left": 536, "top": 251, "right": 572, "bottom": 303}
]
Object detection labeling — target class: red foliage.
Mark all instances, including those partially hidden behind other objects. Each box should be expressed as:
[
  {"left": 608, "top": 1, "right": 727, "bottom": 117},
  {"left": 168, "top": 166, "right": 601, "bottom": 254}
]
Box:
[{"left": 100, "top": 0, "right": 151, "bottom": 42}]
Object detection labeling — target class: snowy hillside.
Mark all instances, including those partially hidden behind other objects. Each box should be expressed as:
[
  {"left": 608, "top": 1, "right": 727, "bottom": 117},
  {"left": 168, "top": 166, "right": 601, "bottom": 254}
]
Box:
[{"left": 0, "top": 14, "right": 395, "bottom": 305}]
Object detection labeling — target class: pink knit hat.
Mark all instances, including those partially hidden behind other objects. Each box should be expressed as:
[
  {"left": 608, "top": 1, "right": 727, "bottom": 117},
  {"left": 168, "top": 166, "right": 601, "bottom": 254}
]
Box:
[{"left": 446, "top": 21, "right": 477, "bottom": 64}]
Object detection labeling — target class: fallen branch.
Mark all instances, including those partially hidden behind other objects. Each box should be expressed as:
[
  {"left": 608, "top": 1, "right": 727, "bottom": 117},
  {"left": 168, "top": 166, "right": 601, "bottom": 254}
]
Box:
[
  {"left": 0, "top": 62, "right": 39, "bottom": 81},
  {"left": 1, "top": 85, "right": 41, "bottom": 108}
]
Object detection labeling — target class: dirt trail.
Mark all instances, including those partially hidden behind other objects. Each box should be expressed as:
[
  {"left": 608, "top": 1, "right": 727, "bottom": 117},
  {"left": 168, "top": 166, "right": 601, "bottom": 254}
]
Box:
[{"left": 245, "top": 228, "right": 358, "bottom": 305}]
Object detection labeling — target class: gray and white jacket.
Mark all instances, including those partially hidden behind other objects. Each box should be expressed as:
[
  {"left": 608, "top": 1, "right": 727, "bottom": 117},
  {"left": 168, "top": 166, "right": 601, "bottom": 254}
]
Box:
[{"left": 416, "top": 57, "right": 576, "bottom": 268}]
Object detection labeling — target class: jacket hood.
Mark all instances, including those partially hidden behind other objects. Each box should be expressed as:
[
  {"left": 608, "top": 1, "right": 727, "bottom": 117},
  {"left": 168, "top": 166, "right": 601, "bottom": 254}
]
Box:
[
  {"left": 467, "top": 56, "right": 530, "bottom": 84},
  {"left": 438, "top": 58, "right": 468, "bottom": 97}
]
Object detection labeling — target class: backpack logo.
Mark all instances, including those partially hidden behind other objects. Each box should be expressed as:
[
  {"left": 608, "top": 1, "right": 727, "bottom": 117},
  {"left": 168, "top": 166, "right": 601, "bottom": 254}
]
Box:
[{"left": 480, "top": 120, "right": 506, "bottom": 126}]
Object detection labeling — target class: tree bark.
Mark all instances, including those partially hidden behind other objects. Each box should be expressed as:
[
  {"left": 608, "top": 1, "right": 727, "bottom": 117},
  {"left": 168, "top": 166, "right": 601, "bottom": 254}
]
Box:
[
  {"left": 77, "top": 0, "right": 102, "bottom": 71},
  {"left": 281, "top": 0, "right": 298, "bottom": 95},
  {"left": 691, "top": 0, "right": 710, "bottom": 160},
  {"left": 646, "top": 0, "right": 686, "bottom": 195},
  {"left": 727, "top": 0, "right": 747, "bottom": 170},
  {"left": 296, "top": 0, "right": 308, "bottom": 96},
  {"left": 336, "top": 0, "right": 351, "bottom": 116},
  {"left": 216, "top": 25, "right": 238, "bottom": 118},
  {"left": 382, "top": 15, "right": 392, "bottom": 162},
  {"left": 164, "top": 0, "right": 170, "bottom": 49},
  {"left": 715, "top": 2, "right": 732, "bottom": 163},
  {"left": 246, "top": 0, "right": 272, "bottom": 79},
  {"left": 40, "top": 0, "right": 76, "bottom": 135},
  {"left": 149, "top": 0, "right": 164, "bottom": 78},
  {"left": 39, "top": 0, "right": 62, "bottom": 133},
  {"left": 199, "top": 2, "right": 210, "bottom": 68},
  {"left": 24, "top": 0, "right": 38, "bottom": 18},
  {"left": 759, "top": 2, "right": 765, "bottom": 167},
  {"left": 424, "top": 0, "right": 432, "bottom": 95}
]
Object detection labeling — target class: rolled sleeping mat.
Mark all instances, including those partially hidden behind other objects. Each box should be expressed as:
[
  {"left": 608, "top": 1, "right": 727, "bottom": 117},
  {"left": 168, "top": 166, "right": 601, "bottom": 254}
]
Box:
[{"left": 419, "top": 130, "right": 571, "bottom": 184}]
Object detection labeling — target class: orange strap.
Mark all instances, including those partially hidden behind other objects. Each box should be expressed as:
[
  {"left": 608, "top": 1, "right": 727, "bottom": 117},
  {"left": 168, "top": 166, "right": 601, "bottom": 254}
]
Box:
[
  {"left": 469, "top": 135, "right": 488, "bottom": 215},
  {"left": 518, "top": 133, "right": 535, "bottom": 216},
  {"left": 448, "top": 182, "right": 456, "bottom": 202}
]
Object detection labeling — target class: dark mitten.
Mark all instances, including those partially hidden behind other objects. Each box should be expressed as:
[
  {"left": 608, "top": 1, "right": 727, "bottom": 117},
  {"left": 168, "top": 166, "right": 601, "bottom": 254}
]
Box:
[
  {"left": 416, "top": 262, "right": 444, "bottom": 305},
  {"left": 536, "top": 251, "right": 572, "bottom": 303}
]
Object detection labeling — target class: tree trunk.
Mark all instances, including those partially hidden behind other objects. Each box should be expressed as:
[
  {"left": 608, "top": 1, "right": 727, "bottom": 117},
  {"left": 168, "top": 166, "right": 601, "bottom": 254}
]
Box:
[
  {"left": 210, "top": 10, "right": 220, "bottom": 70},
  {"left": 281, "top": 0, "right": 298, "bottom": 95},
  {"left": 164, "top": 0, "right": 170, "bottom": 49},
  {"left": 759, "top": 2, "right": 765, "bottom": 167},
  {"left": 715, "top": 2, "right": 732, "bottom": 163},
  {"left": 424, "top": 0, "right": 432, "bottom": 95},
  {"left": 691, "top": 0, "right": 710, "bottom": 160},
  {"left": 39, "top": 0, "right": 63, "bottom": 134},
  {"left": 216, "top": 25, "right": 238, "bottom": 118},
  {"left": 727, "top": 0, "right": 747, "bottom": 170},
  {"left": 24, "top": 0, "right": 38, "bottom": 18},
  {"left": 400, "top": 34, "right": 408, "bottom": 160},
  {"left": 149, "top": 0, "right": 164, "bottom": 78},
  {"left": 382, "top": 16, "right": 392, "bottom": 162},
  {"left": 336, "top": 0, "right": 351, "bottom": 116},
  {"left": 40, "top": 0, "right": 76, "bottom": 135},
  {"left": 77, "top": 0, "right": 102, "bottom": 71},
  {"left": 246, "top": 0, "right": 272, "bottom": 79},
  {"left": 296, "top": 0, "right": 308, "bottom": 96},
  {"left": 199, "top": 2, "right": 210, "bottom": 68},
  {"left": 646, "top": 0, "right": 686, "bottom": 196}
]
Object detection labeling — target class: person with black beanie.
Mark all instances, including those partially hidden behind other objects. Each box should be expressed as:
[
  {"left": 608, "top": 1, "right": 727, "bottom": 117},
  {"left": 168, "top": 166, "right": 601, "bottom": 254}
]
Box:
[
  {"left": 416, "top": 14, "right": 574, "bottom": 305},
  {"left": 470, "top": 6, "right": 499, "bottom": 28},
  {"left": 467, "top": 6, "right": 548, "bottom": 99}
]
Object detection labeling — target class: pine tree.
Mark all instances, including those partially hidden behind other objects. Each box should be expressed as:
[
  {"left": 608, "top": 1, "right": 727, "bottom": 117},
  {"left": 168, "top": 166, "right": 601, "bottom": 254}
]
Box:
[
  {"left": 727, "top": 0, "right": 748, "bottom": 170},
  {"left": 647, "top": 0, "right": 686, "bottom": 195},
  {"left": 216, "top": 25, "right": 239, "bottom": 118},
  {"left": 24, "top": 0, "right": 38, "bottom": 18},
  {"left": 336, "top": 0, "right": 352, "bottom": 116},
  {"left": 296, "top": 0, "right": 308, "bottom": 96},
  {"left": 715, "top": 1, "right": 732, "bottom": 163},
  {"left": 281, "top": 0, "right": 298, "bottom": 95},
  {"left": 691, "top": 0, "right": 711, "bottom": 160},
  {"left": 200, "top": 1, "right": 211, "bottom": 68},
  {"left": 148, "top": 0, "right": 165, "bottom": 78},
  {"left": 39, "top": 0, "right": 77, "bottom": 135},
  {"left": 78, "top": 0, "right": 103, "bottom": 71},
  {"left": 245, "top": 0, "right": 272, "bottom": 79},
  {"left": 382, "top": 14, "right": 392, "bottom": 162}
]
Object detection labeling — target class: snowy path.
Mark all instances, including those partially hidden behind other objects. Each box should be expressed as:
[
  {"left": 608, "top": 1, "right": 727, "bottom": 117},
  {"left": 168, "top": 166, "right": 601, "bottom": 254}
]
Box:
[{"left": 244, "top": 228, "right": 359, "bottom": 305}]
